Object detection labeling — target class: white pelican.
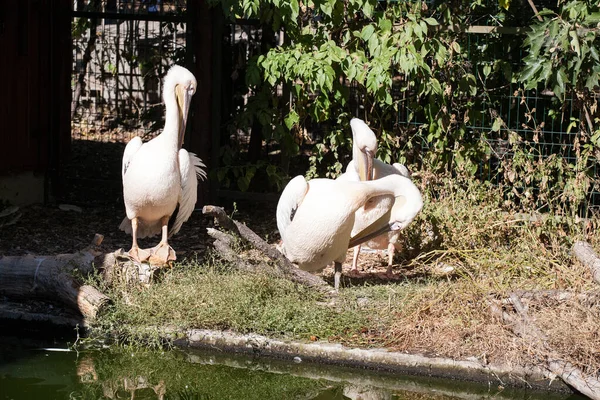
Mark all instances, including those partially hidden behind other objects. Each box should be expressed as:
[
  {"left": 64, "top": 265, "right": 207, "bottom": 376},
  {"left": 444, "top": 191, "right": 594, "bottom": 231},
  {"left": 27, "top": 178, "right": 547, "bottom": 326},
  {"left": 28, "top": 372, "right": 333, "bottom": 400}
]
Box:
[
  {"left": 120, "top": 65, "right": 206, "bottom": 264},
  {"left": 276, "top": 174, "right": 420, "bottom": 291},
  {"left": 339, "top": 118, "right": 413, "bottom": 275}
]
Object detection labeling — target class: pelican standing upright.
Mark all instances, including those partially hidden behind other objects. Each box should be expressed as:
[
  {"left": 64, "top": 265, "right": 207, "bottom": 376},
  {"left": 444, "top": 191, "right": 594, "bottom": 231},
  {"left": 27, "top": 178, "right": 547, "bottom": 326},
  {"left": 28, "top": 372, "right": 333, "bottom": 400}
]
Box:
[{"left": 120, "top": 65, "right": 207, "bottom": 265}]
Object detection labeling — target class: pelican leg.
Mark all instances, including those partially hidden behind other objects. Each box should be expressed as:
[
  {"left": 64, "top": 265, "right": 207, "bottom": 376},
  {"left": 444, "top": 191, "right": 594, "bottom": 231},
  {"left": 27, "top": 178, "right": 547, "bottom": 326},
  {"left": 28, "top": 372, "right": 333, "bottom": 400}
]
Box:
[
  {"left": 148, "top": 216, "right": 177, "bottom": 265},
  {"left": 347, "top": 245, "right": 362, "bottom": 278},
  {"left": 385, "top": 242, "right": 396, "bottom": 276},
  {"left": 128, "top": 217, "right": 151, "bottom": 262},
  {"left": 334, "top": 261, "right": 343, "bottom": 292}
]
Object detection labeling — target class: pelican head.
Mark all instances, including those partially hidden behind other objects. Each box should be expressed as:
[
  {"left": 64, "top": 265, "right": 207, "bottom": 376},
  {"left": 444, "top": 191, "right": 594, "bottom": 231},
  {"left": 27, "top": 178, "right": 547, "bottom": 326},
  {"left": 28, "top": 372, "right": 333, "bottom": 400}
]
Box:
[
  {"left": 348, "top": 176, "right": 423, "bottom": 248},
  {"left": 350, "top": 118, "right": 377, "bottom": 181},
  {"left": 164, "top": 65, "right": 197, "bottom": 148}
]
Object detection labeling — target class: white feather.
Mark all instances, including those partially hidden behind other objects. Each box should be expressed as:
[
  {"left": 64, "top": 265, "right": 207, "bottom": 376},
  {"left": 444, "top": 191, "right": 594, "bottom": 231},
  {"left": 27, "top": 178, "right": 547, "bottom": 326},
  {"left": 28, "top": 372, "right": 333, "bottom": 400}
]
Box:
[
  {"left": 276, "top": 175, "right": 404, "bottom": 272},
  {"left": 122, "top": 136, "right": 143, "bottom": 179},
  {"left": 276, "top": 175, "right": 308, "bottom": 243},
  {"left": 339, "top": 117, "right": 417, "bottom": 271},
  {"left": 169, "top": 150, "right": 206, "bottom": 237}
]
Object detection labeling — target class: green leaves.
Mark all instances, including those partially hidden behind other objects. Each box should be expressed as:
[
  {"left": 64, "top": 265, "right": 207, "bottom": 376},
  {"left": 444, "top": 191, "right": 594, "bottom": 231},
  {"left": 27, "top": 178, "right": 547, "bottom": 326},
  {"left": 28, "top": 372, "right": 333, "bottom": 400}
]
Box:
[
  {"left": 520, "top": 0, "right": 600, "bottom": 101},
  {"left": 215, "top": 0, "right": 600, "bottom": 199},
  {"left": 284, "top": 110, "right": 299, "bottom": 130},
  {"left": 491, "top": 118, "right": 503, "bottom": 132},
  {"left": 360, "top": 25, "right": 376, "bottom": 42},
  {"left": 499, "top": 0, "right": 511, "bottom": 10}
]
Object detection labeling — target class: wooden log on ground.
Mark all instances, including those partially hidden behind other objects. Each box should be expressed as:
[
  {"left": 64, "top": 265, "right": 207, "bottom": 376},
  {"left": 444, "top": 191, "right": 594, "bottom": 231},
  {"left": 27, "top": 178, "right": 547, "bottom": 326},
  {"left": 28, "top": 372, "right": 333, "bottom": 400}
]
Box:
[
  {"left": 573, "top": 241, "right": 600, "bottom": 285},
  {"left": 503, "top": 289, "right": 600, "bottom": 306},
  {"left": 203, "top": 205, "right": 330, "bottom": 292},
  {"left": 490, "top": 294, "right": 600, "bottom": 399},
  {"left": 0, "top": 250, "right": 109, "bottom": 320},
  {"left": 0, "top": 234, "right": 168, "bottom": 320},
  {"left": 206, "top": 228, "right": 255, "bottom": 272}
]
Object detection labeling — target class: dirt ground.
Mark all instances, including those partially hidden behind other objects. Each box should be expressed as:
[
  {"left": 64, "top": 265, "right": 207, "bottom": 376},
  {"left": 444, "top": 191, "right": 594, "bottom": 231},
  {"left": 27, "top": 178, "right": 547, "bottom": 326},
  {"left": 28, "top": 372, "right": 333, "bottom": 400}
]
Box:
[{"left": 0, "top": 197, "right": 398, "bottom": 282}]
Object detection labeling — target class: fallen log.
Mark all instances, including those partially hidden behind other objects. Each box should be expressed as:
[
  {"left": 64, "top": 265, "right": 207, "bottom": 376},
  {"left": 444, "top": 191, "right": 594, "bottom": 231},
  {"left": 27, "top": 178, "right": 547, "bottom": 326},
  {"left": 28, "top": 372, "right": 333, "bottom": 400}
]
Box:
[
  {"left": 203, "top": 205, "right": 330, "bottom": 292},
  {"left": 0, "top": 234, "right": 168, "bottom": 321},
  {"left": 502, "top": 289, "right": 600, "bottom": 307},
  {"left": 573, "top": 241, "right": 600, "bottom": 285},
  {"left": 490, "top": 294, "right": 600, "bottom": 399},
  {"left": 0, "top": 249, "right": 109, "bottom": 320},
  {"left": 206, "top": 228, "right": 255, "bottom": 272}
]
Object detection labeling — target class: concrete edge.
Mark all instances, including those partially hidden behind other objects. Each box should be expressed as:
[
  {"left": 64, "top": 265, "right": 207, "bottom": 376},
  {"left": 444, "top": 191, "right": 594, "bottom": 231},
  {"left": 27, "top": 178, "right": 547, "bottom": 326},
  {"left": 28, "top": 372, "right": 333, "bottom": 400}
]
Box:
[{"left": 174, "top": 328, "right": 568, "bottom": 393}]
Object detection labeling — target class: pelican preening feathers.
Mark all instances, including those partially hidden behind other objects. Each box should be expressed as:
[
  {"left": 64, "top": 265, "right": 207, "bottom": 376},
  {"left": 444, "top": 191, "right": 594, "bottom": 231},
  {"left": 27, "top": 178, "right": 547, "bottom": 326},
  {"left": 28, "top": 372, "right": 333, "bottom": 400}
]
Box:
[
  {"left": 276, "top": 117, "right": 423, "bottom": 290},
  {"left": 276, "top": 173, "right": 422, "bottom": 290},
  {"left": 339, "top": 118, "right": 415, "bottom": 276},
  {"left": 120, "top": 65, "right": 206, "bottom": 264}
]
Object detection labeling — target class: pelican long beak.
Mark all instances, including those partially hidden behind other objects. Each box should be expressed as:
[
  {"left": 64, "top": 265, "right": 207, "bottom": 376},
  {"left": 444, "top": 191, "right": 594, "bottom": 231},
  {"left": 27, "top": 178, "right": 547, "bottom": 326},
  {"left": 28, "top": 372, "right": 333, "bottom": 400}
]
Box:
[
  {"left": 175, "top": 84, "right": 192, "bottom": 148},
  {"left": 348, "top": 195, "right": 407, "bottom": 248},
  {"left": 349, "top": 222, "right": 396, "bottom": 248},
  {"left": 358, "top": 148, "right": 374, "bottom": 181}
]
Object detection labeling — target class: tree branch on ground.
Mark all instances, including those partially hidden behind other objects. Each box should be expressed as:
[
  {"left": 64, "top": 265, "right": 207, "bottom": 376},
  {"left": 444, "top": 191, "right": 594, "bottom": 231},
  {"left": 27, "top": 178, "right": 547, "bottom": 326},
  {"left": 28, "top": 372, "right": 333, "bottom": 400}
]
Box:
[
  {"left": 490, "top": 294, "right": 600, "bottom": 399},
  {"left": 573, "top": 241, "right": 600, "bottom": 285},
  {"left": 202, "top": 205, "right": 331, "bottom": 293},
  {"left": 501, "top": 289, "right": 600, "bottom": 306}
]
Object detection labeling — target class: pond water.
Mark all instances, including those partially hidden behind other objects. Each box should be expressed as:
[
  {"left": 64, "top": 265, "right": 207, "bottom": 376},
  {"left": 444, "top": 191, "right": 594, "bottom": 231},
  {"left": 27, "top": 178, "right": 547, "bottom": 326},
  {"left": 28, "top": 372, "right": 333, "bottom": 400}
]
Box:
[{"left": 0, "top": 335, "right": 585, "bottom": 400}]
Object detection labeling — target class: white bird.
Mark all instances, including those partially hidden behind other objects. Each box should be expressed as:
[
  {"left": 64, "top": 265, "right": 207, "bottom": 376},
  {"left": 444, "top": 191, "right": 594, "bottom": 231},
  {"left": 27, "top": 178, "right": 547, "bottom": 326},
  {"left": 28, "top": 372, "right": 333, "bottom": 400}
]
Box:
[
  {"left": 120, "top": 65, "right": 206, "bottom": 264},
  {"left": 276, "top": 174, "right": 420, "bottom": 291},
  {"left": 339, "top": 118, "right": 413, "bottom": 275}
]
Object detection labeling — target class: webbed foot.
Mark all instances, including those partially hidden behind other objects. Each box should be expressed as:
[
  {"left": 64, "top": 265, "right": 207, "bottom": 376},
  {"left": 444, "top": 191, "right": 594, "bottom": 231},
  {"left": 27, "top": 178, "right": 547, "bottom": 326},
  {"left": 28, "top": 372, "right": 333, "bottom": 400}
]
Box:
[
  {"left": 148, "top": 242, "right": 177, "bottom": 266},
  {"left": 127, "top": 246, "right": 152, "bottom": 263}
]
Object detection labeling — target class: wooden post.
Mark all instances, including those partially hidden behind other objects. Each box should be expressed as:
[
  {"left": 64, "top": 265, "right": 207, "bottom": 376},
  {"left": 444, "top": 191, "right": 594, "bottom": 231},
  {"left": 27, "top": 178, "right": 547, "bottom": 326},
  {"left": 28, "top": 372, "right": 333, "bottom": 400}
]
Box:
[
  {"left": 188, "top": 0, "right": 221, "bottom": 206},
  {"left": 47, "top": 0, "right": 72, "bottom": 201}
]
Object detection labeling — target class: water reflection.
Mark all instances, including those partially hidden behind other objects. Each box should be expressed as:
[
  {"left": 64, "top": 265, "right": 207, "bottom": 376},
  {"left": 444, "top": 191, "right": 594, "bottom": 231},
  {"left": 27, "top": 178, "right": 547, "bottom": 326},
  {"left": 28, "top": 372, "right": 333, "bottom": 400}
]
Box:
[{"left": 0, "top": 336, "right": 585, "bottom": 400}]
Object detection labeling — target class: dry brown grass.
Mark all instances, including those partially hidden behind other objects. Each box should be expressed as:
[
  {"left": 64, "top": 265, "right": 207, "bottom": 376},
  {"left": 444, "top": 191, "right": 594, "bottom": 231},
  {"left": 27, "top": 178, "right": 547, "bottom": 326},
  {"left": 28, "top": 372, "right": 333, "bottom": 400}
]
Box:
[{"left": 322, "top": 173, "right": 600, "bottom": 370}]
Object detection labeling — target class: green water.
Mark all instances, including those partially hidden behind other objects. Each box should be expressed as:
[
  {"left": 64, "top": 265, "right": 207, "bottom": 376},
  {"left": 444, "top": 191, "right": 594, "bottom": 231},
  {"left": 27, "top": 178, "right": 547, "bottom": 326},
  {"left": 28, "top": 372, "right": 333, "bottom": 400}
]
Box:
[{"left": 0, "top": 336, "right": 585, "bottom": 400}]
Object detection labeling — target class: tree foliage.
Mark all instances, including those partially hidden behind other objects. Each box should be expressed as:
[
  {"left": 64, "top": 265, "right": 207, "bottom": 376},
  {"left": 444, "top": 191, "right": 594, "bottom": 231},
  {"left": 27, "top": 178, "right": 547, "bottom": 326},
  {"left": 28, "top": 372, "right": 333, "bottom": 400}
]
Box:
[{"left": 211, "top": 0, "right": 600, "bottom": 213}]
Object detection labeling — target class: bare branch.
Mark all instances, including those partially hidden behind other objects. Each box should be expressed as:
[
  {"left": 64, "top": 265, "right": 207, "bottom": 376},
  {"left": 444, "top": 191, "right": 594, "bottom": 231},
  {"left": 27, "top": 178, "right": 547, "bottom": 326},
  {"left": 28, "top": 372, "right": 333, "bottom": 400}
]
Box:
[
  {"left": 573, "top": 241, "right": 600, "bottom": 285},
  {"left": 203, "top": 205, "right": 330, "bottom": 293}
]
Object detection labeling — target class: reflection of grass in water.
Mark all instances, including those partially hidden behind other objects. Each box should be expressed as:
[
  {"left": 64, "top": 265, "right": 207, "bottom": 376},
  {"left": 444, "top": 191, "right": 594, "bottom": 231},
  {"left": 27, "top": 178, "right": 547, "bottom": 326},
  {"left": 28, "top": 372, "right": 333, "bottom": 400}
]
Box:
[{"left": 73, "top": 349, "right": 329, "bottom": 400}]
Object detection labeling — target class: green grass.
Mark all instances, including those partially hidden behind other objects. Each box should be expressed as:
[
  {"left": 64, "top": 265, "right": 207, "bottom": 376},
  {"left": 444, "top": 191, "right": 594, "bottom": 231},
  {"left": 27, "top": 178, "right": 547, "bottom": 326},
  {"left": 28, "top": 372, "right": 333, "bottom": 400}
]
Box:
[{"left": 94, "top": 258, "right": 390, "bottom": 344}]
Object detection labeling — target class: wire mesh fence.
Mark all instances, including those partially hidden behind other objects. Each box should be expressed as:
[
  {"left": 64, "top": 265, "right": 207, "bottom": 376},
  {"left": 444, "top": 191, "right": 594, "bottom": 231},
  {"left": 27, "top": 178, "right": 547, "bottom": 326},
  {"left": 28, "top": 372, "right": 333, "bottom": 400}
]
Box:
[
  {"left": 71, "top": 0, "right": 188, "bottom": 143},
  {"left": 396, "top": 28, "right": 600, "bottom": 210}
]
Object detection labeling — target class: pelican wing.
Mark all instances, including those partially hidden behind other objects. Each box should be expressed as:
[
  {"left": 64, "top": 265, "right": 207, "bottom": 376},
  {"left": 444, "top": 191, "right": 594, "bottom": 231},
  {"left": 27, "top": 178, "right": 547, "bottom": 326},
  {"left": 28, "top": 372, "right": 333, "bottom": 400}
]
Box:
[
  {"left": 336, "top": 160, "right": 359, "bottom": 181},
  {"left": 276, "top": 175, "right": 308, "bottom": 241},
  {"left": 168, "top": 149, "right": 207, "bottom": 237},
  {"left": 122, "top": 136, "right": 143, "bottom": 179},
  {"left": 351, "top": 192, "right": 395, "bottom": 236}
]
